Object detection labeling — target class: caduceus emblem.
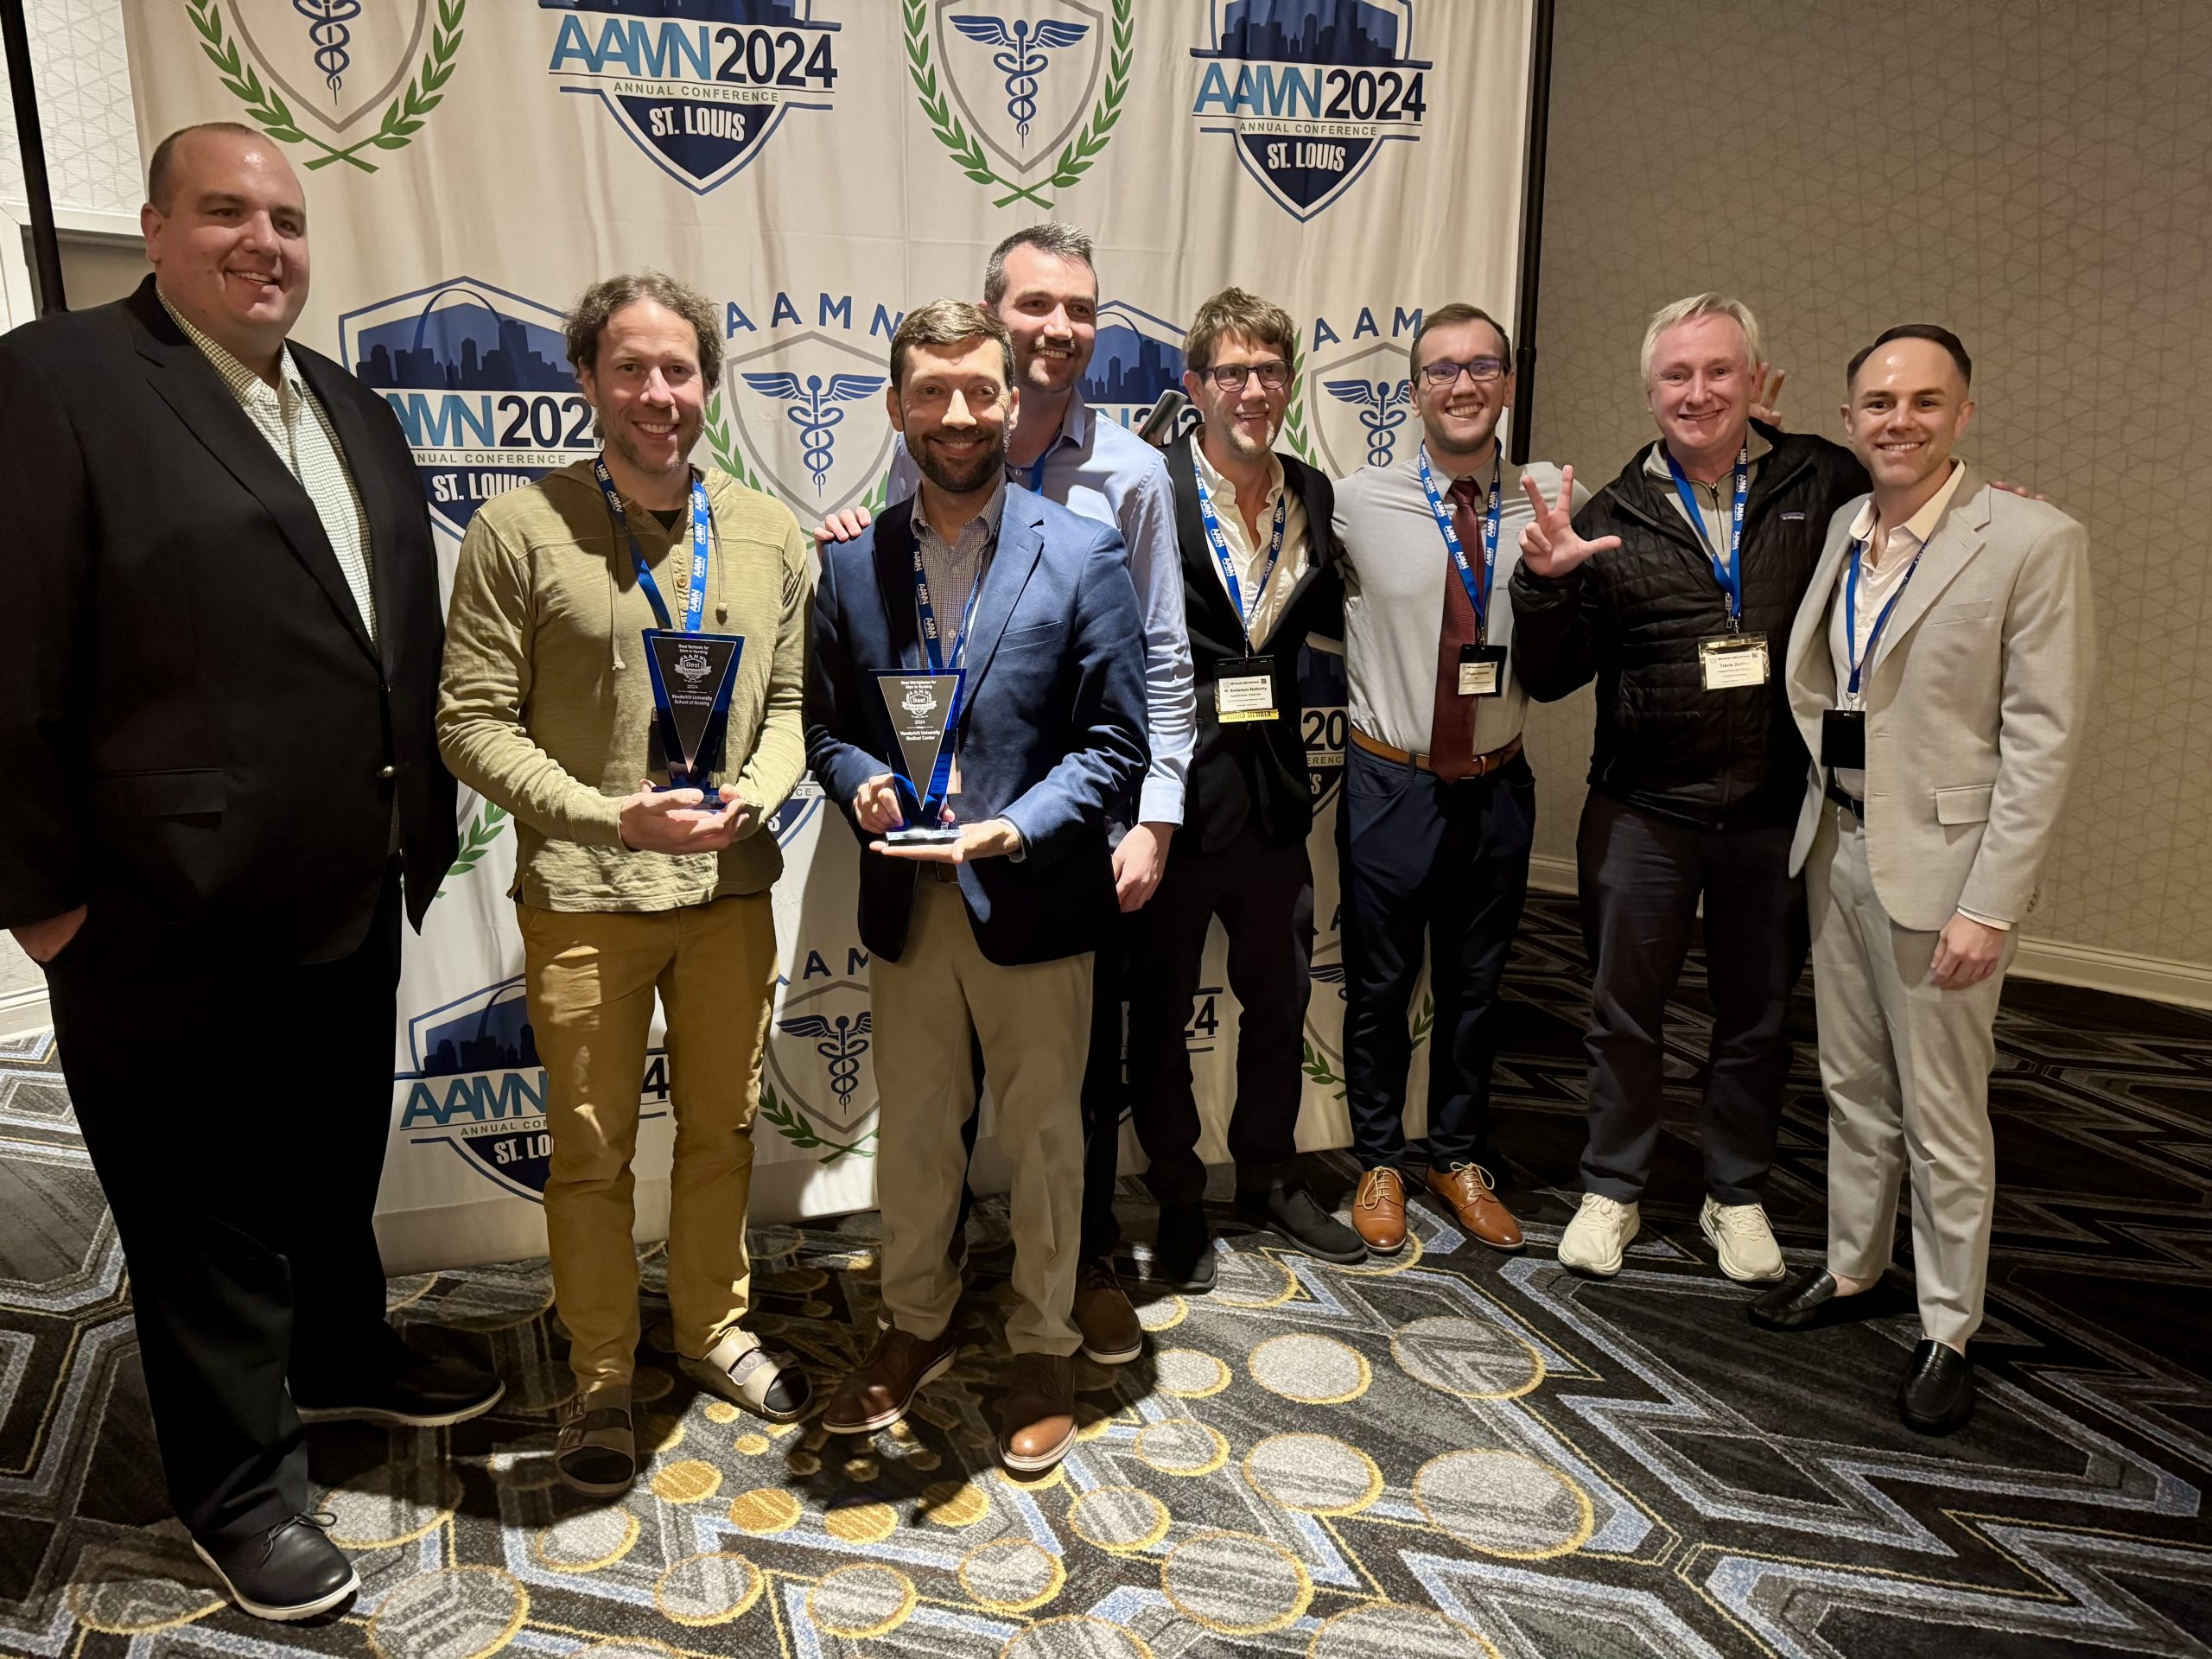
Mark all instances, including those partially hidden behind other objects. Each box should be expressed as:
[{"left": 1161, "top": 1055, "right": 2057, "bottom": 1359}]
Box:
[
  {"left": 950, "top": 15, "right": 1091, "bottom": 144},
  {"left": 741, "top": 371, "right": 886, "bottom": 494},
  {"left": 293, "top": 0, "right": 360, "bottom": 95},
  {"left": 1325, "top": 378, "right": 1414, "bottom": 468},
  {"left": 778, "top": 1012, "right": 874, "bottom": 1110}
]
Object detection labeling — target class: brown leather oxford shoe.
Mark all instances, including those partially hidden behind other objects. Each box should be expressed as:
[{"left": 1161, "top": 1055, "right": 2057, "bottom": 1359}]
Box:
[
  {"left": 1352, "top": 1167, "right": 1408, "bottom": 1254},
  {"left": 1425, "top": 1163, "right": 1525, "bottom": 1253}
]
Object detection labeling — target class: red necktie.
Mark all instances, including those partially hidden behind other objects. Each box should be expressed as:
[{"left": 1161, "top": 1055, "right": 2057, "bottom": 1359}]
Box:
[{"left": 1426, "top": 477, "right": 1484, "bottom": 782}]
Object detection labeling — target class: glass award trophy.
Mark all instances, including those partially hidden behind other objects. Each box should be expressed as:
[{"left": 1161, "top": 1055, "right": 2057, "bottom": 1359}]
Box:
[
  {"left": 875, "top": 669, "right": 964, "bottom": 845},
  {"left": 642, "top": 630, "right": 746, "bottom": 793}
]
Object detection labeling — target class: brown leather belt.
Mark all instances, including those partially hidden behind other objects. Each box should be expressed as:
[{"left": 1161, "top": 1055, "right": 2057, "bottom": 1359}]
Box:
[{"left": 1350, "top": 728, "right": 1522, "bottom": 779}]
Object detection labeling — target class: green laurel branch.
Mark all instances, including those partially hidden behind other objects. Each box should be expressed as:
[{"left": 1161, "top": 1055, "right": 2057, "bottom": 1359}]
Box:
[
  {"left": 705, "top": 392, "right": 767, "bottom": 493},
  {"left": 1283, "top": 335, "right": 1315, "bottom": 463},
  {"left": 1301, "top": 1037, "right": 1346, "bottom": 1099},
  {"left": 1411, "top": 991, "right": 1435, "bottom": 1049},
  {"left": 1036, "top": 0, "right": 1133, "bottom": 203},
  {"left": 311, "top": 0, "right": 467, "bottom": 171},
  {"left": 760, "top": 1078, "right": 878, "bottom": 1165},
  {"left": 186, "top": 0, "right": 320, "bottom": 154},
  {"left": 435, "top": 800, "right": 507, "bottom": 900}
]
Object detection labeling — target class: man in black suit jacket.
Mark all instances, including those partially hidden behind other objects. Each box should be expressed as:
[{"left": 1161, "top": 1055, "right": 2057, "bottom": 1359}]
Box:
[
  {"left": 0, "top": 123, "right": 498, "bottom": 1622},
  {"left": 1125, "top": 289, "right": 1365, "bottom": 1287}
]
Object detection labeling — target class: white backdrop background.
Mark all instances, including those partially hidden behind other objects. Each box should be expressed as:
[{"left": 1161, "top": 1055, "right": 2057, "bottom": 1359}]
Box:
[{"left": 123, "top": 0, "right": 1535, "bottom": 1272}]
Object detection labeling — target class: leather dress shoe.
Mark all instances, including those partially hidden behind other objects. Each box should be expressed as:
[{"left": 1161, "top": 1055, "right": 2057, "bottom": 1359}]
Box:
[
  {"left": 823, "top": 1325, "right": 957, "bottom": 1435},
  {"left": 1234, "top": 1180, "right": 1367, "bottom": 1264},
  {"left": 294, "top": 1353, "right": 504, "bottom": 1427},
  {"left": 998, "top": 1352, "right": 1076, "bottom": 1474},
  {"left": 1351, "top": 1167, "right": 1408, "bottom": 1255},
  {"left": 1073, "top": 1258, "right": 1143, "bottom": 1365},
  {"left": 1747, "top": 1268, "right": 1892, "bottom": 1332},
  {"left": 1153, "top": 1204, "right": 1217, "bottom": 1291},
  {"left": 192, "top": 1513, "right": 358, "bottom": 1623},
  {"left": 1897, "top": 1339, "right": 1975, "bottom": 1435},
  {"left": 1423, "top": 1164, "right": 1524, "bottom": 1252}
]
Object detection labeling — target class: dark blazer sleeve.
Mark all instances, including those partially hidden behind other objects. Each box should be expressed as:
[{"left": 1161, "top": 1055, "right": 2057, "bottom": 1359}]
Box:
[
  {"left": 804, "top": 542, "right": 886, "bottom": 835},
  {"left": 997, "top": 522, "right": 1147, "bottom": 864},
  {"left": 1509, "top": 501, "right": 1606, "bottom": 702},
  {"left": 0, "top": 339, "right": 93, "bottom": 925},
  {"left": 1294, "top": 463, "right": 1344, "bottom": 642}
]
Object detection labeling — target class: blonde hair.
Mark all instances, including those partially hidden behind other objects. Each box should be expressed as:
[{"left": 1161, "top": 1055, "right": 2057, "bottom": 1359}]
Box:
[{"left": 1640, "top": 293, "right": 1761, "bottom": 384}]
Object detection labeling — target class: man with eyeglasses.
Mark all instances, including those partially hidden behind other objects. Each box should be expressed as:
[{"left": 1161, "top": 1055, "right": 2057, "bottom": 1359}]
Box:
[
  {"left": 1124, "top": 288, "right": 1364, "bottom": 1284},
  {"left": 1327, "top": 303, "right": 1580, "bottom": 1256}
]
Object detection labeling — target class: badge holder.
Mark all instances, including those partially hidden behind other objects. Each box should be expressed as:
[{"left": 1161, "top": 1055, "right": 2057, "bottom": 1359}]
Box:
[
  {"left": 1459, "top": 642, "right": 1508, "bottom": 697},
  {"left": 876, "top": 670, "right": 965, "bottom": 844},
  {"left": 1215, "top": 656, "right": 1278, "bottom": 722},
  {"left": 1821, "top": 708, "right": 1867, "bottom": 769},
  {"left": 1699, "top": 632, "right": 1770, "bottom": 690}
]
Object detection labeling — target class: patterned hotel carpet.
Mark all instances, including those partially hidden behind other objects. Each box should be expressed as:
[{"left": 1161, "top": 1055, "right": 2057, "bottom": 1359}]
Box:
[{"left": 4, "top": 893, "right": 2212, "bottom": 1658}]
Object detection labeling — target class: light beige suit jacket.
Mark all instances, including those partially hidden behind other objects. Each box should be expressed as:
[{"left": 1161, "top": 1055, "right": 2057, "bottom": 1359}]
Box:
[{"left": 1784, "top": 467, "right": 2094, "bottom": 931}]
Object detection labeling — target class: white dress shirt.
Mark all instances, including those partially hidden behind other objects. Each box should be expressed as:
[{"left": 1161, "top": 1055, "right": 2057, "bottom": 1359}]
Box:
[{"left": 1192, "top": 441, "right": 1309, "bottom": 649}]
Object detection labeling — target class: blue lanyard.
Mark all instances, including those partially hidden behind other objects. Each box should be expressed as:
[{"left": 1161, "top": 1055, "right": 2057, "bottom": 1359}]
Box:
[
  {"left": 1417, "top": 444, "right": 1503, "bottom": 637},
  {"left": 1192, "top": 455, "right": 1288, "bottom": 645},
  {"left": 1016, "top": 451, "right": 1050, "bottom": 494},
  {"left": 596, "top": 457, "right": 709, "bottom": 634},
  {"left": 912, "top": 534, "right": 987, "bottom": 673},
  {"left": 1662, "top": 447, "right": 1749, "bottom": 625},
  {"left": 1843, "top": 534, "right": 1921, "bottom": 697}
]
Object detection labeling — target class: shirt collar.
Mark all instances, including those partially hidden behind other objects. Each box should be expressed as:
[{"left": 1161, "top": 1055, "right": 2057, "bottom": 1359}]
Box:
[
  {"left": 918, "top": 474, "right": 1007, "bottom": 557},
  {"left": 1193, "top": 433, "right": 1286, "bottom": 510},
  {"left": 1847, "top": 458, "right": 1967, "bottom": 547},
  {"left": 1414, "top": 436, "right": 1504, "bottom": 488},
  {"left": 1013, "top": 390, "right": 1089, "bottom": 480},
  {"left": 1643, "top": 424, "right": 1774, "bottom": 482},
  {"left": 158, "top": 285, "right": 302, "bottom": 402}
]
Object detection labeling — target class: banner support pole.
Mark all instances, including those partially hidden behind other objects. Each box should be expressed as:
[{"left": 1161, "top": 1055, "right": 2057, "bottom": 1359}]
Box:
[
  {"left": 1509, "top": 0, "right": 1556, "bottom": 466},
  {"left": 1, "top": 0, "right": 66, "bottom": 315}
]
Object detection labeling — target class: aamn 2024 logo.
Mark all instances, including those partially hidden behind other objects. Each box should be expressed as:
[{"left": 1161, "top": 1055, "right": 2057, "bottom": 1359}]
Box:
[
  {"left": 185, "top": 0, "right": 466, "bottom": 175},
  {"left": 397, "top": 978, "right": 670, "bottom": 1200},
  {"left": 1082, "top": 300, "right": 1187, "bottom": 435},
  {"left": 541, "top": 0, "right": 842, "bottom": 194},
  {"left": 1190, "top": 0, "right": 1429, "bottom": 220},
  {"left": 339, "top": 277, "right": 592, "bottom": 541},
  {"left": 1287, "top": 299, "right": 1424, "bottom": 478}
]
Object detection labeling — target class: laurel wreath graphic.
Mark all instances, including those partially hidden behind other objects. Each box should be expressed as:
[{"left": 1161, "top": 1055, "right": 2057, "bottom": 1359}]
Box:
[
  {"left": 904, "top": 0, "right": 1133, "bottom": 210},
  {"left": 710, "top": 389, "right": 895, "bottom": 519},
  {"left": 186, "top": 0, "right": 464, "bottom": 175},
  {"left": 1282, "top": 336, "right": 1315, "bottom": 463},
  {"left": 435, "top": 799, "right": 507, "bottom": 899},
  {"left": 760, "top": 1077, "right": 878, "bottom": 1164},
  {"left": 1300, "top": 992, "right": 1433, "bottom": 1096}
]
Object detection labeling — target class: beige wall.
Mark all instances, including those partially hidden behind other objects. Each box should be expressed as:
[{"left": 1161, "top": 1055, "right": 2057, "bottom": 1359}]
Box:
[{"left": 1518, "top": 0, "right": 2212, "bottom": 967}]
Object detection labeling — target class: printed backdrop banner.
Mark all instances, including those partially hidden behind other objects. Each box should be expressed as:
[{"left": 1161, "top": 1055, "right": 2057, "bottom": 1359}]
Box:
[{"left": 124, "top": 0, "right": 1537, "bottom": 1274}]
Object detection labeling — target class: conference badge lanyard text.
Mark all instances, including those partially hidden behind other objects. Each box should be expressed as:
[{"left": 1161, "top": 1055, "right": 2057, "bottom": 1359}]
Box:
[
  {"left": 1418, "top": 444, "right": 1509, "bottom": 697},
  {"left": 1665, "top": 446, "right": 1768, "bottom": 690},
  {"left": 1821, "top": 532, "right": 1923, "bottom": 772},
  {"left": 873, "top": 534, "right": 983, "bottom": 845},
  {"left": 599, "top": 459, "right": 745, "bottom": 794},
  {"left": 1194, "top": 454, "right": 1288, "bottom": 722}
]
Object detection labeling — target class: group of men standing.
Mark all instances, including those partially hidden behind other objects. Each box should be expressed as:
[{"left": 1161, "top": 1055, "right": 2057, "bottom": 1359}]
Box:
[{"left": 0, "top": 122, "right": 2093, "bottom": 1624}]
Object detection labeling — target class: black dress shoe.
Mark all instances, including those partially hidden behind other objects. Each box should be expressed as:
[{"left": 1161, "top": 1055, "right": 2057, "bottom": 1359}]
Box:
[
  {"left": 1233, "top": 1182, "right": 1368, "bottom": 1265},
  {"left": 1897, "top": 1339, "right": 1975, "bottom": 1435},
  {"left": 295, "top": 1353, "right": 505, "bottom": 1427},
  {"left": 192, "top": 1514, "right": 358, "bottom": 1623},
  {"left": 1154, "top": 1203, "right": 1217, "bottom": 1291},
  {"left": 1747, "top": 1268, "right": 1891, "bottom": 1332}
]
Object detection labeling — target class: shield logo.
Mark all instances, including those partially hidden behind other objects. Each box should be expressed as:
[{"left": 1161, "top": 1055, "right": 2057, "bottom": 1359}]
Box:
[
  {"left": 767, "top": 979, "right": 877, "bottom": 1136},
  {"left": 339, "top": 276, "right": 588, "bottom": 540},
  {"left": 227, "top": 0, "right": 431, "bottom": 138},
  {"left": 539, "top": 1, "right": 844, "bottom": 195},
  {"left": 1189, "top": 0, "right": 1432, "bottom": 222},
  {"left": 1304, "top": 337, "right": 1416, "bottom": 476},
  {"left": 721, "top": 331, "right": 893, "bottom": 517},
  {"left": 1081, "top": 299, "right": 1189, "bottom": 432},
  {"left": 933, "top": 0, "right": 1106, "bottom": 183}
]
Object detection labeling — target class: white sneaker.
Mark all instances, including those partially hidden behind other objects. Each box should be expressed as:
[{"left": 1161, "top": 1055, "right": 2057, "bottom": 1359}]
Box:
[
  {"left": 1700, "top": 1198, "right": 1786, "bottom": 1282},
  {"left": 1558, "top": 1193, "right": 1639, "bottom": 1276}
]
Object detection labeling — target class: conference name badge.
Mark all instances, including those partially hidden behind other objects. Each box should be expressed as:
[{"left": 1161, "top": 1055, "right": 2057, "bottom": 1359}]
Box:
[
  {"left": 876, "top": 670, "right": 965, "bottom": 845},
  {"left": 642, "top": 630, "right": 746, "bottom": 793},
  {"left": 1458, "top": 643, "right": 1507, "bottom": 697},
  {"left": 1821, "top": 708, "right": 1868, "bottom": 769},
  {"left": 1700, "top": 632, "right": 1770, "bottom": 690},
  {"left": 1215, "top": 656, "right": 1278, "bottom": 722}
]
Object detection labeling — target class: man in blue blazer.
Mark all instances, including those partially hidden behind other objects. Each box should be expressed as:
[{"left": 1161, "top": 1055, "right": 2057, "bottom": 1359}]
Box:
[{"left": 806, "top": 302, "right": 1147, "bottom": 1474}]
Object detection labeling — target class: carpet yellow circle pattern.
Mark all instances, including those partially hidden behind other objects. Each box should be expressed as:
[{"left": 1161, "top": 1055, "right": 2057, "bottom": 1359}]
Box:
[
  {"left": 1211, "top": 1249, "right": 1297, "bottom": 1307},
  {"left": 999, "top": 1614, "right": 1154, "bottom": 1659},
  {"left": 806, "top": 1563, "right": 917, "bottom": 1638},
  {"left": 922, "top": 1479, "right": 993, "bottom": 1527},
  {"left": 1413, "top": 1449, "right": 1594, "bottom": 1559},
  {"left": 1068, "top": 1485, "right": 1172, "bottom": 1553},
  {"left": 1243, "top": 1433, "right": 1383, "bottom": 1516},
  {"left": 1160, "top": 1531, "right": 1313, "bottom": 1635},
  {"left": 320, "top": 1459, "right": 463, "bottom": 1548},
  {"left": 823, "top": 1500, "right": 899, "bottom": 1544},
  {"left": 1306, "top": 1604, "right": 1503, "bottom": 1658},
  {"left": 1249, "top": 1333, "right": 1371, "bottom": 1403},
  {"left": 649, "top": 1459, "right": 723, "bottom": 1506},
  {"left": 653, "top": 1552, "right": 764, "bottom": 1626},
  {"left": 1136, "top": 1294, "right": 1187, "bottom": 1332},
  {"left": 1135, "top": 1418, "right": 1230, "bottom": 1477},
  {"left": 726, "top": 1486, "right": 802, "bottom": 1535},
  {"left": 532, "top": 1506, "right": 640, "bottom": 1573},
  {"left": 64, "top": 1537, "right": 222, "bottom": 1635},
  {"left": 1391, "top": 1315, "right": 1546, "bottom": 1400},
  {"left": 366, "top": 1566, "right": 529, "bottom": 1659},
  {"left": 1153, "top": 1348, "right": 1231, "bottom": 1398},
  {"left": 959, "top": 1540, "right": 1066, "bottom": 1612}
]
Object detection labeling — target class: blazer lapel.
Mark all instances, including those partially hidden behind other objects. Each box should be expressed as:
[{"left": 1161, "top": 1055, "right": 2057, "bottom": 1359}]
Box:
[
  {"left": 130, "top": 288, "right": 378, "bottom": 665},
  {"left": 870, "top": 499, "right": 924, "bottom": 671},
  {"left": 1788, "top": 508, "right": 1855, "bottom": 703},
  {"left": 957, "top": 490, "right": 1046, "bottom": 715},
  {"left": 297, "top": 350, "right": 401, "bottom": 670},
  {"left": 1868, "top": 467, "right": 1990, "bottom": 679}
]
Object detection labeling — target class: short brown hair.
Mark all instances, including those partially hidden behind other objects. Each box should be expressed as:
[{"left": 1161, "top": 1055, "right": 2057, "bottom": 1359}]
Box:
[
  {"left": 982, "top": 224, "right": 1096, "bottom": 308},
  {"left": 563, "top": 270, "right": 722, "bottom": 392},
  {"left": 147, "top": 121, "right": 268, "bottom": 213},
  {"left": 887, "top": 300, "right": 1015, "bottom": 393},
  {"left": 1408, "top": 303, "right": 1511, "bottom": 378},
  {"left": 1184, "top": 287, "right": 1296, "bottom": 372}
]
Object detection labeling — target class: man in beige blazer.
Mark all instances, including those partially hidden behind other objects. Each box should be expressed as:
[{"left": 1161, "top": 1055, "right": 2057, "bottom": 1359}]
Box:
[{"left": 1750, "top": 325, "right": 2093, "bottom": 1435}]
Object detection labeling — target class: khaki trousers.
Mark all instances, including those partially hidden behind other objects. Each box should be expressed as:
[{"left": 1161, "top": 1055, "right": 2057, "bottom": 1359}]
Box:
[
  {"left": 1808, "top": 809, "right": 2016, "bottom": 1347},
  {"left": 518, "top": 893, "right": 778, "bottom": 1392},
  {"left": 872, "top": 875, "right": 1093, "bottom": 1356}
]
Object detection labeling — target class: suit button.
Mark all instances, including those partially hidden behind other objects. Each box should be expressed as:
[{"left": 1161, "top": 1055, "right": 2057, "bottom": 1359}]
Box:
[{"left": 379, "top": 765, "right": 397, "bottom": 779}]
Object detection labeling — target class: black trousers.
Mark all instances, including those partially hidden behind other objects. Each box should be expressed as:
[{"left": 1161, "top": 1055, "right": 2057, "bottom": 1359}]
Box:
[
  {"left": 1575, "top": 791, "right": 1808, "bottom": 1205},
  {"left": 1338, "top": 742, "right": 1535, "bottom": 1172},
  {"left": 43, "top": 867, "right": 410, "bottom": 1543},
  {"left": 1125, "top": 823, "right": 1312, "bottom": 1205},
  {"left": 957, "top": 912, "right": 1127, "bottom": 1262}
]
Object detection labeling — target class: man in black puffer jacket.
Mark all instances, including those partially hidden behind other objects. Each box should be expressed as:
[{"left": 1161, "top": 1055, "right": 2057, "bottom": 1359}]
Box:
[{"left": 1510, "top": 294, "right": 1867, "bottom": 1289}]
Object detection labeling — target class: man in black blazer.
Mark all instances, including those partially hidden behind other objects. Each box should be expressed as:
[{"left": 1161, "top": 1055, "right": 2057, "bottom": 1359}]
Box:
[
  {"left": 0, "top": 123, "right": 498, "bottom": 1622},
  {"left": 1125, "top": 289, "right": 1365, "bottom": 1285}
]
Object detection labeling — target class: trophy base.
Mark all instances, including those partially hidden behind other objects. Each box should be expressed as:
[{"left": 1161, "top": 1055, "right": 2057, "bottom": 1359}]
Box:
[{"left": 884, "top": 824, "right": 963, "bottom": 846}]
